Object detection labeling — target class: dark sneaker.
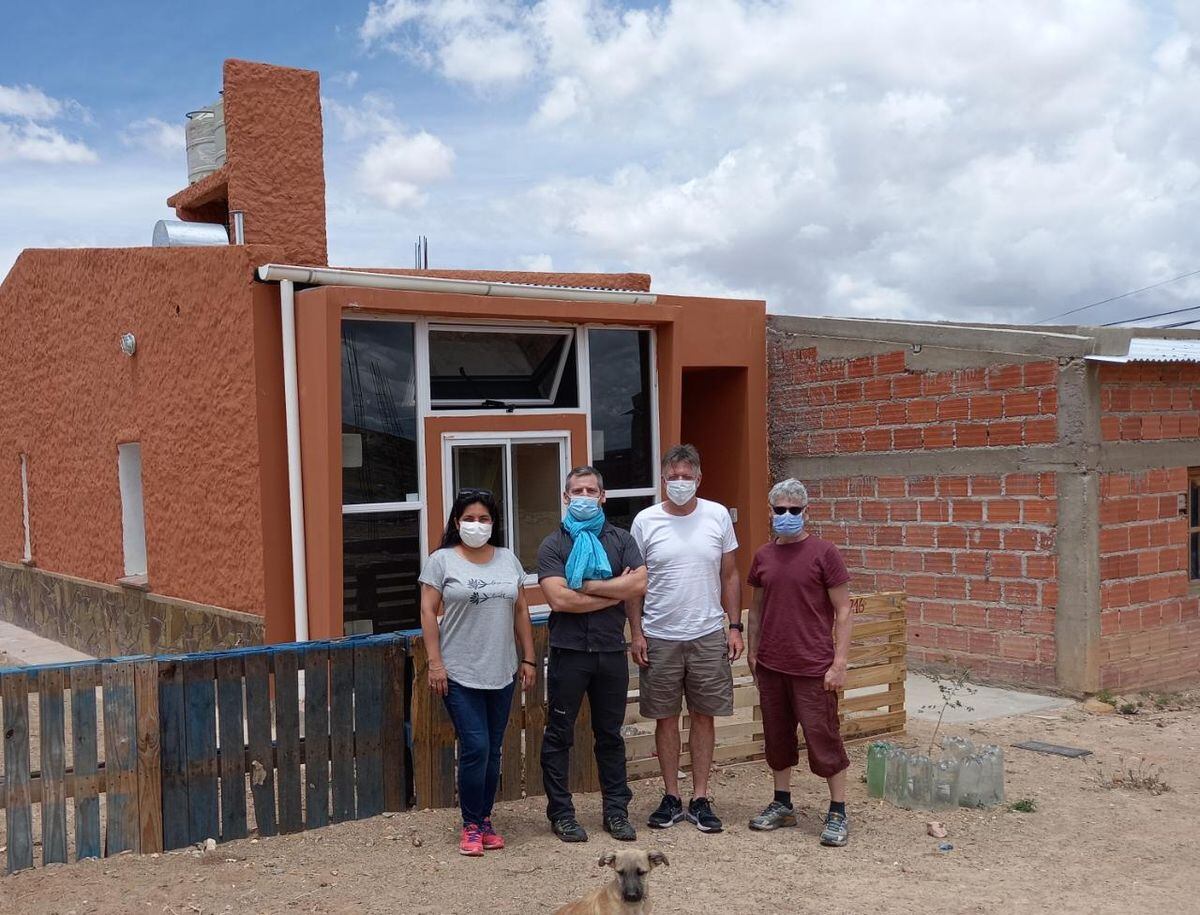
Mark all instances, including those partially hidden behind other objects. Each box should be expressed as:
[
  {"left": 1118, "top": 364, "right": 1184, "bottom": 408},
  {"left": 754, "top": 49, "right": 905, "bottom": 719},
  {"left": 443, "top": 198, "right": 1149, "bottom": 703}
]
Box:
[
  {"left": 686, "top": 797, "right": 724, "bottom": 833},
  {"left": 749, "top": 799, "right": 797, "bottom": 831},
  {"left": 647, "top": 794, "right": 685, "bottom": 829},
  {"left": 602, "top": 814, "right": 637, "bottom": 842},
  {"left": 820, "top": 811, "right": 849, "bottom": 847},
  {"left": 551, "top": 817, "right": 589, "bottom": 843}
]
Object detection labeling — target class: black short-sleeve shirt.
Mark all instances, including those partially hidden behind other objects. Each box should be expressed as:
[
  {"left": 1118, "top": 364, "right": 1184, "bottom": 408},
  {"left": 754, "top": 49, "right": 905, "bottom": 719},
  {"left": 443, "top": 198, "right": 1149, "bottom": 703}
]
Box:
[{"left": 536, "top": 523, "right": 645, "bottom": 652}]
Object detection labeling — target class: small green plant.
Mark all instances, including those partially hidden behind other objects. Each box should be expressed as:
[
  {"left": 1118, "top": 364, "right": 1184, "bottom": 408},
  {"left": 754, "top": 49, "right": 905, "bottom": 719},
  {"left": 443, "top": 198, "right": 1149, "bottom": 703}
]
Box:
[
  {"left": 1008, "top": 798, "right": 1037, "bottom": 813},
  {"left": 1118, "top": 702, "right": 1139, "bottom": 715},
  {"left": 918, "top": 663, "right": 978, "bottom": 754},
  {"left": 1094, "top": 688, "right": 1116, "bottom": 705}
]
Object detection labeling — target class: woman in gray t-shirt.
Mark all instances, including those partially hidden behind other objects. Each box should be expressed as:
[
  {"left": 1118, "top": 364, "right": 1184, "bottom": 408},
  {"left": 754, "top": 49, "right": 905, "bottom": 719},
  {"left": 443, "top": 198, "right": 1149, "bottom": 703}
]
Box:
[{"left": 418, "top": 489, "right": 536, "bottom": 857}]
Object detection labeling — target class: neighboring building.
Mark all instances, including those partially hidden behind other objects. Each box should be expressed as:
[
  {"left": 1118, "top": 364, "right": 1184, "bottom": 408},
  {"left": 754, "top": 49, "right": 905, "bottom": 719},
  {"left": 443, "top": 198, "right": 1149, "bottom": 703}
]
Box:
[
  {"left": 0, "top": 60, "right": 769, "bottom": 657},
  {"left": 769, "top": 316, "right": 1200, "bottom": 694}
]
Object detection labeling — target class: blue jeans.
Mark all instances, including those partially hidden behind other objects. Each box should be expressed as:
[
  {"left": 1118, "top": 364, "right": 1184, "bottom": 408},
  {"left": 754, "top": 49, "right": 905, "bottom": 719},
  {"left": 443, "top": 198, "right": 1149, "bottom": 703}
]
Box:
[{"left": 443, "top": 678, "right": 516, "bottom": 827}]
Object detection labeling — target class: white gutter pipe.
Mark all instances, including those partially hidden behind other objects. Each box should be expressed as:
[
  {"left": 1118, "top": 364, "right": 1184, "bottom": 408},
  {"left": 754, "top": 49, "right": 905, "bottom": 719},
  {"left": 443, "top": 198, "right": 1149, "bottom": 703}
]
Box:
[
  {"left": 260, "top": 262, "right": 656, "bottom": 644},
  {"left": 280, "top": 278, "right": 310, "bottom": 642},
  {"left": 256, "top": 263, "right": 658, "bottom": 306}
]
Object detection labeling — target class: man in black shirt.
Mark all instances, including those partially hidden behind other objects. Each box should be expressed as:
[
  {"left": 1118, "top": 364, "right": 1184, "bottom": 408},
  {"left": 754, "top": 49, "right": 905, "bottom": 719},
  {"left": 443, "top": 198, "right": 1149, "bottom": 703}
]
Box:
[{"left": 537, "top": 465, "right": 646, "bottom": 843}]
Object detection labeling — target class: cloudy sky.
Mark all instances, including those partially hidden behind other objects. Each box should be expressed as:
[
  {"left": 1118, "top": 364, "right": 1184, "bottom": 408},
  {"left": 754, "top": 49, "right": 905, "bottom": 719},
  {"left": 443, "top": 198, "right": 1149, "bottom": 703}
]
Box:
[{"left": 2, "top": 0, "right": 1199, "bottom": 326}]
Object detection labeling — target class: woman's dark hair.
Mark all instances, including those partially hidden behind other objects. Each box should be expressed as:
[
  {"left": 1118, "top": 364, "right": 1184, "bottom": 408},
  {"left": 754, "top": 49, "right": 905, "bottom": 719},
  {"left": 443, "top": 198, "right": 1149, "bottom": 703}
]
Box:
[{"left": 439, "top": 489, "right": 504, "bottom": 549}]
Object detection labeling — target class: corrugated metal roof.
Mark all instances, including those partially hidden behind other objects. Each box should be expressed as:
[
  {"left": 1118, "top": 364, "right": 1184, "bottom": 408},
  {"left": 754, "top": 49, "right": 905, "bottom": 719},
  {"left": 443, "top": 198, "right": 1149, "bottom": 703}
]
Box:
[{"left": 1086, "top": 337, "right": 1200, "bottom": 363}]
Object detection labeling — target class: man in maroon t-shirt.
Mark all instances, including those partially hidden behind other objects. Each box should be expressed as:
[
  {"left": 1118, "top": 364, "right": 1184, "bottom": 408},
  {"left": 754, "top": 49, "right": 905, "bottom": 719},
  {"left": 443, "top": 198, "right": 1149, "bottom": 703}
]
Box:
[{"left": 746, "top": 478, "right": 853, "bottom": 847}]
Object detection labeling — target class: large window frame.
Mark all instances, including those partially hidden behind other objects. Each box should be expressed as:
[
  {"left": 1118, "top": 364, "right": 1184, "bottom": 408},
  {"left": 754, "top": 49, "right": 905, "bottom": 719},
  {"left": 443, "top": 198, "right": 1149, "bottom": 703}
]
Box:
[
  {"left": 440, "top": 430, "right": 571, "bottom": 583},
  {"left": 578, "top": 325, "right": 661, "bottom": 507},
  {"left": 341, "top": 315, "right": 427, "bottom": 634},
  {"left": 427, "top": 323, "right": 576, "bottom": 409}
]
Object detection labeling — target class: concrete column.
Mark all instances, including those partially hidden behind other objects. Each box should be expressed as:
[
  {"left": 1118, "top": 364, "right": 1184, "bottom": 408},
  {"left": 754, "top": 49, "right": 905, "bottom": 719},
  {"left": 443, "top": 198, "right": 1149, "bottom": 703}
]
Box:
[{"left": 1053, "top": 358, "right": 1102, "bottom": 693}]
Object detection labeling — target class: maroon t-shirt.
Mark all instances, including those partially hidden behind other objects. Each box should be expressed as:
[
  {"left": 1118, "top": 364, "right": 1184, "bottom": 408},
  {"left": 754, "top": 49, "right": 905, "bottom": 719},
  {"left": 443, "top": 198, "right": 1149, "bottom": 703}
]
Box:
[{"left": 747, "top": 536, "right": 851, "bottom": 677}]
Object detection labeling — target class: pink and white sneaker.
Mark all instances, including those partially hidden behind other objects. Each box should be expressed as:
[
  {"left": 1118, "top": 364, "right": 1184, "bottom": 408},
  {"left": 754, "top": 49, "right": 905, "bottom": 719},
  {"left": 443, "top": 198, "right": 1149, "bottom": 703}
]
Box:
[
  {"left": 480, "top": 817, "right": 505, "bottom": 850},
  {"left": 459, "top": 823, "right": 484, "bottom": 857}
]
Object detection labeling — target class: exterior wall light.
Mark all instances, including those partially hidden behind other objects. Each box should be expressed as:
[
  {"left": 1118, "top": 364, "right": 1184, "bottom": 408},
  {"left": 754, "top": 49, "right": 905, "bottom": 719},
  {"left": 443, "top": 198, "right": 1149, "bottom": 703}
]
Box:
[{"left": 120, "top": 333, "right": 137, "bottom": 357}]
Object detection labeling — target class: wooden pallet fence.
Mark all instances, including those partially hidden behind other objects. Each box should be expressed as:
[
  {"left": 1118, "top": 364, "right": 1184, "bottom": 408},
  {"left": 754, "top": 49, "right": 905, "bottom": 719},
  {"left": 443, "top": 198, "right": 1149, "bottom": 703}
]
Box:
[{"left": 1, "top": 634, "right": 410, "bottom": 874}]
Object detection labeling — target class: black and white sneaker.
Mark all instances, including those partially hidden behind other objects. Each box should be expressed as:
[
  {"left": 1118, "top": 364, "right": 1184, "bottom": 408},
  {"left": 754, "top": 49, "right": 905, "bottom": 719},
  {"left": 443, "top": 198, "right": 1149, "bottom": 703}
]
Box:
[
  {"left": 647, "top": 794, "right": 685, "bottom": 829},
  {"left": 686, "top": 797, "right": 724, "bottom": 833}
]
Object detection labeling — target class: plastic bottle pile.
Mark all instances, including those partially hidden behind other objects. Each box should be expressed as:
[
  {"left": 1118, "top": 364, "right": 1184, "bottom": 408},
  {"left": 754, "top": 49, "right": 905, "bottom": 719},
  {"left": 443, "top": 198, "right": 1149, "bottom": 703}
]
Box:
[{"left": 866, "top": 736, "right": 1005, "bottom": 810}]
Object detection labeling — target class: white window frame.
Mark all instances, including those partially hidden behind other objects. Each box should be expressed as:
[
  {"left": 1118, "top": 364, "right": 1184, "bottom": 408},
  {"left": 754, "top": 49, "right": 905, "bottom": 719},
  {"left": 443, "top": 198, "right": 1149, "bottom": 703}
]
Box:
[
  {"left": 19, "top": 454, "right": 31, "bottom": 562},
  {"left": 341, "top": 315, "right": 427, "bottom": 632},
  {"left": 440, "top": 430, "right": 571, "bottom": 582},
  {"left": 579, "top": 325, "right": 661, "bottom": 503},
  {"left": 117, "top": 442, "right": 148, "bottom": 579},
  {"left": 427, "top": 324, "right": 576, "bottom": 408}
]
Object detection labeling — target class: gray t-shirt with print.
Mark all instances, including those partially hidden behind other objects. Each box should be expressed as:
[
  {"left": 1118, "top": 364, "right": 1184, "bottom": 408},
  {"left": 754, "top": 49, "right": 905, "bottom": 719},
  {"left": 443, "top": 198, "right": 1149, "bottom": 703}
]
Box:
[{"left": 418, "top": 546, "right": 523, "bottom": 690}]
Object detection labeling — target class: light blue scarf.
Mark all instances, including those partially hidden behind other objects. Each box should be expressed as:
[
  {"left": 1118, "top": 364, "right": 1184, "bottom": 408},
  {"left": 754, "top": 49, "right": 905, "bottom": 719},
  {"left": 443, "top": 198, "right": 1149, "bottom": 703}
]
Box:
[{"left": 563, "top": 512, "right": 612, "bottom": 589}]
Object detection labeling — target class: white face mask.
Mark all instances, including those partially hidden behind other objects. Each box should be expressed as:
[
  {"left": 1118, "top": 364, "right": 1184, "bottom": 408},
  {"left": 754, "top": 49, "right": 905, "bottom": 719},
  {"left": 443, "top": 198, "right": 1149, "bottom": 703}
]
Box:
[
  {"left": 665, "top": 479, "right": 698, "bottom": 506},
  {"left": 459, "top": 520, "right": 493, "bottom": 548}
]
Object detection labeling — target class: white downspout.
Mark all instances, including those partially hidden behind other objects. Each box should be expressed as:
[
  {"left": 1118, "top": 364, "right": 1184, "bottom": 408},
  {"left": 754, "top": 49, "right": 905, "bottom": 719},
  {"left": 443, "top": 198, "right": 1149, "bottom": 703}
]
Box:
[{"left": 280, "top": 278, "right": 310, "bottom": 642}]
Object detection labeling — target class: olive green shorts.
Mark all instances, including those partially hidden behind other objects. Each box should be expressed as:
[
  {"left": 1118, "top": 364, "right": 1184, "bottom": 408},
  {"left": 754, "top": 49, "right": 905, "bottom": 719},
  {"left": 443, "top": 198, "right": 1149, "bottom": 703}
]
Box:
[{"left": 639, "top": 629, "right": 734, "bottom": 719}]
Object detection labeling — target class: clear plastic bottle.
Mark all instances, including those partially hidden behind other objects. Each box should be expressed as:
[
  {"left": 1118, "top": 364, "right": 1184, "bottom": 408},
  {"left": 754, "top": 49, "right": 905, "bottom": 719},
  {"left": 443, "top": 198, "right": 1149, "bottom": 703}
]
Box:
[
  {"left": 940, "top": 735, "right": 976, "bottom": 761},
  {"left": 908, "top": 754, "right": 934, "bottom": 810},
  {"left": 867, "top": 741, "right": 892, "bottom": 798},
  {"left": 980, "top": 745, "right": 1005, "bottom": 806},
  {"left": 884, "top": 747, "right": 908, "bottom": 807},
  {"left": 931, "top": 758, "right": 960, "bottom": 810},
  {"left": 958, "top": 754, "right": 984, "bottom": 808}
]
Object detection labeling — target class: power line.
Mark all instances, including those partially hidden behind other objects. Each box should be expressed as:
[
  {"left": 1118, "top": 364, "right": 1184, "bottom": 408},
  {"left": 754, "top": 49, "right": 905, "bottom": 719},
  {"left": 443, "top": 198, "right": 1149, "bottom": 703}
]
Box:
[
  {"left": 1158, "top": 317, "right": 1200, "bottom": 329},
  {"left": 1035, "top": 268, "right": 1200, "bottom": 324},
  {"left": 1101, "top": 301, "right": 1200, "bottom": 327}
]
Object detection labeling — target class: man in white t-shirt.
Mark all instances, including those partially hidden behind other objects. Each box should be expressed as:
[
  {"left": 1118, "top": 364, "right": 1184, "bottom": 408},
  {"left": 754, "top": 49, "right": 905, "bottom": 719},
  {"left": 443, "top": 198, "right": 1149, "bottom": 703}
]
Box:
[{"left": 629, "top": 444, "right": 743, "bottom": 834}]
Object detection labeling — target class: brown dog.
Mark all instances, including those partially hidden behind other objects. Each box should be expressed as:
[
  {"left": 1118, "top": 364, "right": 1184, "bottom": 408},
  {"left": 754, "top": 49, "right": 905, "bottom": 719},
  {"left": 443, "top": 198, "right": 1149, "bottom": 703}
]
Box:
[{"left": 555, "top": 849, "right": 670, "bottom": 915}]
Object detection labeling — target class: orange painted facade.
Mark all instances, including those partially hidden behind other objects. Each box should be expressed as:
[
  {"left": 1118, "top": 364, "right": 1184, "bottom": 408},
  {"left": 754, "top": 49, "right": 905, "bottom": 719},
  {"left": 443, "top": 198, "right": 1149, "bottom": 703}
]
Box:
[{"left": 0, "top": 59, "right": 769, "bottom": 652}]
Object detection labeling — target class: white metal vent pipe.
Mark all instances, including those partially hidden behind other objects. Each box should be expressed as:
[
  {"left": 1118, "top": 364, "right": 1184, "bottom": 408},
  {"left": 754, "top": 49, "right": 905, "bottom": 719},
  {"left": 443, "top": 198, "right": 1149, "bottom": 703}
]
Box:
[{"left": 280, "top": 278, "right": 309, "bottom": 642}]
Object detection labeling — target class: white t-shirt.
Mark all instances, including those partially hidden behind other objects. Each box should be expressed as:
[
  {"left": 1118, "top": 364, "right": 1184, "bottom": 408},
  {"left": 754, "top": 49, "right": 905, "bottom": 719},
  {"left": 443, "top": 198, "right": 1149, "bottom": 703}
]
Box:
[{"left": 631, "top": 498, "right": 738, "bottom": 641}]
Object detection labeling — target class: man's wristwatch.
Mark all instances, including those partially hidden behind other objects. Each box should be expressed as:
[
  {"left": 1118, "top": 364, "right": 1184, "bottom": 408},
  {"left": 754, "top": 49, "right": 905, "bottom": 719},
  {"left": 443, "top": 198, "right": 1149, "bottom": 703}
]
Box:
[{"left": 728, "top": 622, "right": 745, "bottom": 632}]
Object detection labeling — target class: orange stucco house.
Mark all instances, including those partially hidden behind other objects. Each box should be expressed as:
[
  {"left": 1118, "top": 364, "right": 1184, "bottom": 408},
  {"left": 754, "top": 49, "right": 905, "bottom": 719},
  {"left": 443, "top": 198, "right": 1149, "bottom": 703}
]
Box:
[{"left": 0, "top": 60, "right": 769, "bottom": 657}]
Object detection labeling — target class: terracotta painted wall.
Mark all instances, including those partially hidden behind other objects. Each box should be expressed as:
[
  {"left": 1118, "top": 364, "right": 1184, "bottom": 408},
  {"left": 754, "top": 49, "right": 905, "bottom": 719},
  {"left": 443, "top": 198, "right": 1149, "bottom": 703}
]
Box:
[{"left": 0, "top": 245, "right": 284, "bottom": 624}]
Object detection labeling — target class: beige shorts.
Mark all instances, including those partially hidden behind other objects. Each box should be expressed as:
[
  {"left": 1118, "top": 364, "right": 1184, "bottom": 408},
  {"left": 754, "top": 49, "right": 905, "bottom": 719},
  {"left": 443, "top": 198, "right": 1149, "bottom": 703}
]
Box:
[{"left": 639, "top": 629, "right": 734, "bottom": 719}]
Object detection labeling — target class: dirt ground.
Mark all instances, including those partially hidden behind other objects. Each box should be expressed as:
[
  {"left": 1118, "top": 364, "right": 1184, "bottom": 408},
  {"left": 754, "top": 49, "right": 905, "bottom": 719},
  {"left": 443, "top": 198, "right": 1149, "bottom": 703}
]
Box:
[{"left": 3, "top": 693, "right": 1198, "bottom": 915}]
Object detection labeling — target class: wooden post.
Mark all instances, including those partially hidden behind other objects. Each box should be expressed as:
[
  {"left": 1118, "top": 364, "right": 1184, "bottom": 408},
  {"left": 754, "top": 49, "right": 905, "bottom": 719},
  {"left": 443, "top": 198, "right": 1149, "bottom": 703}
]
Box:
[
  {"left": 38, "top": 667, "right": 69, "bottom": 865},
  {"left": 243, "top": 651, "right": 278, "bottom": 837},
  {"left": 353, "top": 642, "right": 385, "bottom": 819},
  {"left": 410, "top": 638, "right": 456, "bottom": 810},
  {"left": 133, "top": 660, "right": 163, "bottom": 854},
  {"left": 103, "top": 661, "right": 140, "bottom": 855},
  {"left": 3, "top": 671, "right": 34, "bottom": 873},
  {"left": 181, "top": 659, "right": 219, "bottom": 846},
  {"left": 70, "top": 664, "right": 102, "bottom": 860},
  {"left": 157, "top": 660, "right": 190, "bottom": 850},
  {"left": 329, "top": 644, "right": 357, "bottom": 822},
  {"left": 381, "top": 639, "right": 408, "bottom": 813},
  {"left": 523, "top": 627, "right": 548, "bottom": 799},
  {"left": 215, "top": 656, "right": 248, "bottom": 841},
  {"left": 273, "top": 649, "right": 303, "bottom": 834},
  {"left": 303, "top": 646, "right": 331, "bottom": 829}
]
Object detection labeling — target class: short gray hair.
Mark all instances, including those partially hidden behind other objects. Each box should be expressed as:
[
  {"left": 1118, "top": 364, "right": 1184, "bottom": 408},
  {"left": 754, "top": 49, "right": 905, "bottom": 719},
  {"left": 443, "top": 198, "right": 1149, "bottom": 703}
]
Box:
[
  {"left": 565, "top": 465, "right": 605, "bottom": 492},
  {"left": 661, "top": 444, "right": 701, "bottom": 473},
  {"left": 768, "top": 478, "right": 809, "bottom": 506}
]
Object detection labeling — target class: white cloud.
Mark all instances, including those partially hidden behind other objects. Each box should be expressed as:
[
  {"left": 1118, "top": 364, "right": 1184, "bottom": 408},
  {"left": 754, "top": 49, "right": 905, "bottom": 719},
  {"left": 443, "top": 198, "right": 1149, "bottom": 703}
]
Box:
[
  {"left": 360, "top": 0, "right": 534, "bottom": 90},
  {"left": 359, "top": 131, "right": 455, "bottom": 208},
  {"left": 0, "top": 121, "right": 97, "bottom": 164},
  {"left": 0, "top": 84, "right": 62, "bottom": 119},
  {"left": 122, "top": 117, "right": 185, "bottom": 158},
  {"left": 0, "top": 82, "right": 96, "bottom": 166},
  {"left": 350, "top": 0, "right": 1200, "bottom": 323},
  {"left": 326, "top": 96, "right": 455, "bottom": 209}
]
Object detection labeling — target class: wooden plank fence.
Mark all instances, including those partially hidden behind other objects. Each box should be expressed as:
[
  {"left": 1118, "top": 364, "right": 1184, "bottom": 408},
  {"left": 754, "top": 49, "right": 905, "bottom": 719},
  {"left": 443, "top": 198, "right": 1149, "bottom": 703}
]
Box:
[{"left": 0, "top": 592, "right": 906, "bottom": 874}]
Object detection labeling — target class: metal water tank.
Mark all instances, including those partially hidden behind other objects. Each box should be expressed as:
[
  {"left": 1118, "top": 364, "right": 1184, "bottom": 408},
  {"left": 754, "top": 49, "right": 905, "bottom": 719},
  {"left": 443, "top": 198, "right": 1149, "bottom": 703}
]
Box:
[
  {"left": 212, "top": 95, "right": 227, "bottom": 168},
  {"left": 152, "top": 220, "right": 230, "bottom": 247},
  {"left": 185, "top": 107, "right": 218, "bottom": 184}
]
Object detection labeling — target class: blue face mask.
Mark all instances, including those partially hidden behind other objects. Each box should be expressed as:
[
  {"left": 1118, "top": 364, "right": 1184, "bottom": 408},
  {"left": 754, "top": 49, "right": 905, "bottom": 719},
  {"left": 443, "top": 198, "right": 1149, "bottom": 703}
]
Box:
[
  {"left": 567, "top": 497, "right": 603, "bottom": 521},
  {"left": 772, "top": 511, "right": 805, "bottom": 536}
]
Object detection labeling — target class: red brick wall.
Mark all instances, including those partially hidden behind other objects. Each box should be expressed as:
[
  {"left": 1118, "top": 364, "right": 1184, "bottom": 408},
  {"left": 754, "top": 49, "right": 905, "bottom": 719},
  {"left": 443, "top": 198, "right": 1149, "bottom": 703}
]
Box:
[
  {"left": 1098, "top": 469, "right": 1200, "bottom": 689},
  {"left": 1099, "top": 363, "right": 1200, "bottom": 441},
  {"left": 770, "top": 346, "right": 1059, "bottom": 461},
  {"left": 803, "top": 473, "right": 1059, "bottom": 687}
]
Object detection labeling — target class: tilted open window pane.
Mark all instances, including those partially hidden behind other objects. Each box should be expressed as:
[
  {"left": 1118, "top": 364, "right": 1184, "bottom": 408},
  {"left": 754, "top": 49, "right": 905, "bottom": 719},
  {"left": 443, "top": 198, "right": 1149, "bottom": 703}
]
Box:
[
  {"left": 429, "top": 327, "right": 577, "bottom": 408},
  {"left": 588, "top": 329, "right": 654, "bottom": 490},
  {"left": 342, "top": 320, "right": 419, "bottom": 505},
  {"left": 343, "top": 511, "right": 421, "bottom": 634}
]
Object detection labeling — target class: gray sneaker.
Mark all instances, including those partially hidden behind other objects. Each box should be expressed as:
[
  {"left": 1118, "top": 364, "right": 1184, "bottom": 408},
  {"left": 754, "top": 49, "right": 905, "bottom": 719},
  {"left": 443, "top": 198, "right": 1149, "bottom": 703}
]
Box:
[
  {"left": 749, "top": 799, "right": 797, "bottom": 831},
  {"left": 819, "top": 811, "right": 849, "bottom": 847}
]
